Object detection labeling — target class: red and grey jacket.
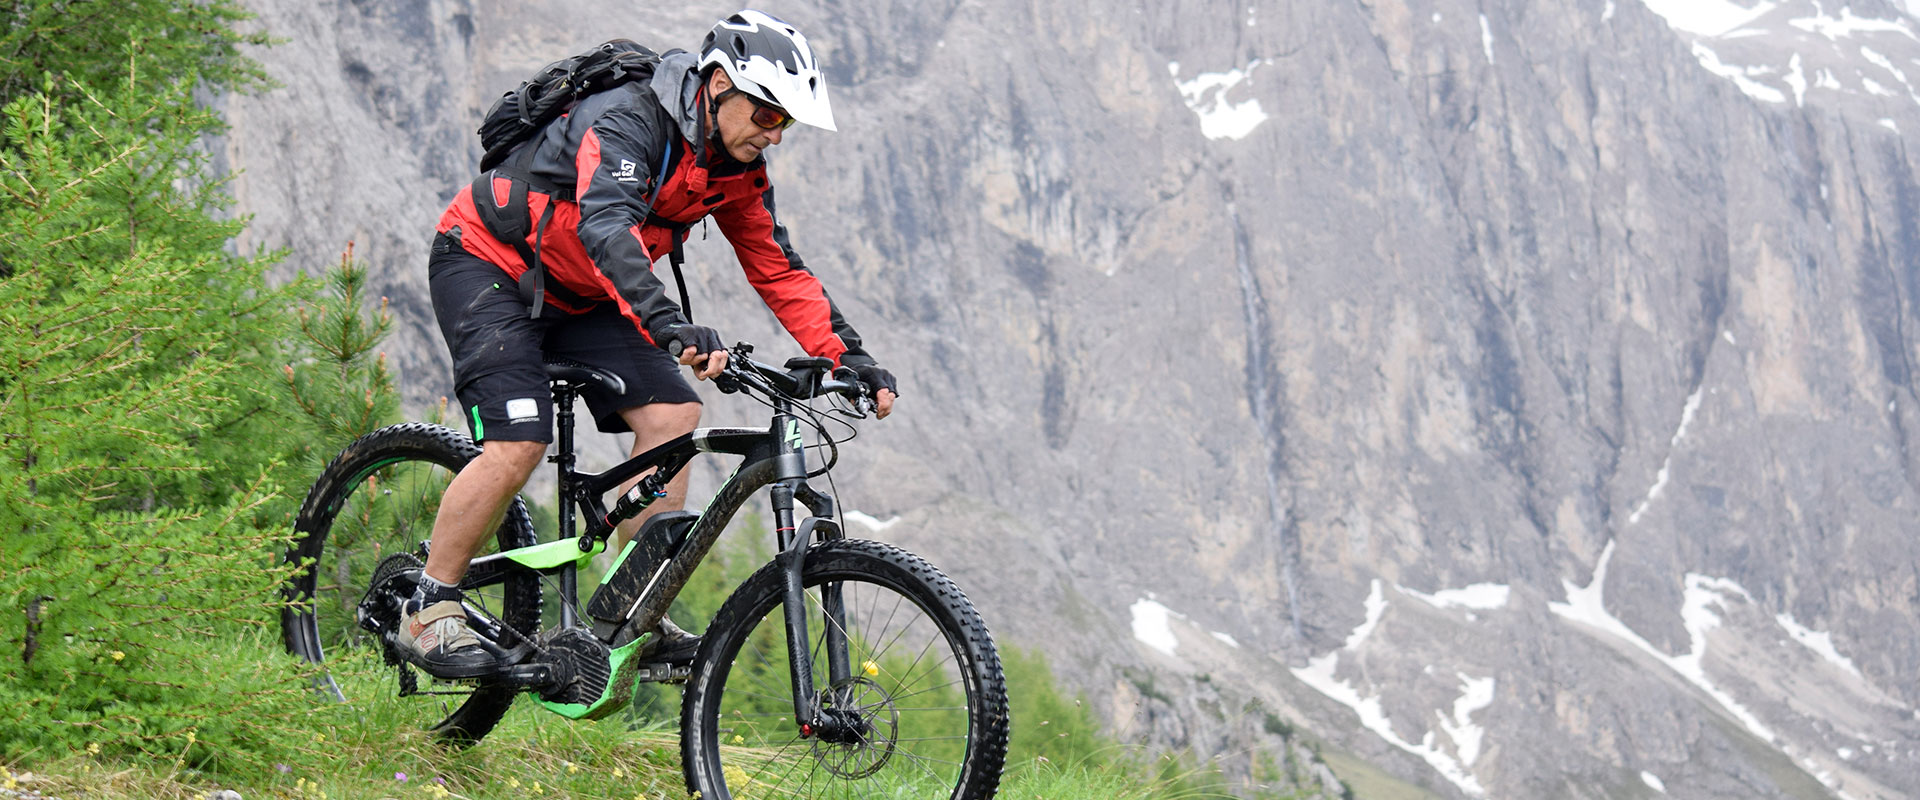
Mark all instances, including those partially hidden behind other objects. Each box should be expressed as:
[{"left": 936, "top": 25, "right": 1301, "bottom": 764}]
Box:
[{"left": 437, "top": 53, "right": 874, "bottom": 368}]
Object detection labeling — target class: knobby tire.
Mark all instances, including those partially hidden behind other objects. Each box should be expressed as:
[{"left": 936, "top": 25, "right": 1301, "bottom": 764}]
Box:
[
  {"left": 681, "top": 539, "right": 1010, "bottom": 800},
  {"left": 280, "top": 422, "right": 541, "bottom": 745}
]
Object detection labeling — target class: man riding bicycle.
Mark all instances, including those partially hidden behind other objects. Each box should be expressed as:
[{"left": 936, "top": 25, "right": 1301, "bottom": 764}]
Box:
[{"left": 406, "top": 10, "right": 898, "bottom": 678}]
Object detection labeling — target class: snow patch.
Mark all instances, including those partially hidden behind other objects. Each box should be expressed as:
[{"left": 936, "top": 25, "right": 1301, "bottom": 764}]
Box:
[
  {"left": 1640, "top": 0, "right": 1779, "bottom": 37},
  {"left": 1641, "top": 770, "right": 1668, "bottom": 793},
  {"left": 843, "top": 510, "right": 899, "bottom": 532},
  {"left": 1290, "top": 580, "right": 1486, "bottom": 795},
  {"left": 1785, "top": 53, "right": 1809, "bottom": 105},
  {"left": 1399, "top": 582, "right": 1511, "bottom": 611},
  {"left": 1439, "top": 673, "right": 1496, "bottom": 766},
  {"left": 1677, "top": 575, "right": 1775, "bottom": 741},
  {"left": 1170, "top": 60, "right": 1270, "bottom": 140},
  {"left": 1347, "top": 580, "right": 1388, "bottom": 649},
  {"left": 1880, "top": 117, "right": 1902, "bottom": 132},
  {"left": 1211, "top": 630, "right": 1241, "bottom": 648},
  {"left": 1788, "top": 6, "right": 1919, "bottom": 41},
  {"left": 1480, "top": 14, "right": 1496, "bottom": 64},
  {"left": 1691, "top": 42, "right": 1791, "bottom": 103},
  {"left": 1860, "top": 46, "right": 1919, "bottom": 101},
  {"left": 1774, "top": 613, "right": 1863, "bottom": 676},
  {"left": 1131, "top": 598, "right": 1180, "bottom": 656},
  {"left": 1549, "top": 543, "right": 1776, "bottom": 743},
  {"left": 1642, "top": 1, "right": 1918, "bottom": 108},
  {"left": 1628, "top": 387, "right": 1705, "bottom": 525}
]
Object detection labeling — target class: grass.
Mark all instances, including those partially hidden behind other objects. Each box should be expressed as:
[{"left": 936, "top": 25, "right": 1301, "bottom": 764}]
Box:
[
  {"left": 3, "top": 529, "right": 1299, "bottom": 799},
  {"left": 8, "top": 712, "right": 1232, "bottom": 800},
  {"left": 6, "top": 647, "right": 1241, "bottom": 800}
]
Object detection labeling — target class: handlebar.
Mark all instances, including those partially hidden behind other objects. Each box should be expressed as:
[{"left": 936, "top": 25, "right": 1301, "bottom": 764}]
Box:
[{"left": 670, "top": 340, "right": 870, "bottom": 409}]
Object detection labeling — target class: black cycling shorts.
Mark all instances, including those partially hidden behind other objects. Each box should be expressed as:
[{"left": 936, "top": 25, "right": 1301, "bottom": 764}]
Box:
[{"left": 428, "top": 230, "right": 699, "bottom": 443}]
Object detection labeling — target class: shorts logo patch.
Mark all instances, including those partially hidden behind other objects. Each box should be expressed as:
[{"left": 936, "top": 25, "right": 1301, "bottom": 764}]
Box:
[{"left": 505, "top": 398, "right": 540, "bottom": 424}]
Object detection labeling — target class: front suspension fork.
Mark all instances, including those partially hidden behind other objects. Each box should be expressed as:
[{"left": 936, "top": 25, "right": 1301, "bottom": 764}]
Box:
[{"left": 772, "top": 481, "right": 852, "bottom": 735}]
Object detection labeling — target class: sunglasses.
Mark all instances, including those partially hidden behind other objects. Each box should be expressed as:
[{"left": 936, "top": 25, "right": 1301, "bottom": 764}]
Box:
[{"left": 742, "top": 94, "right": 797, "bottom": 131}]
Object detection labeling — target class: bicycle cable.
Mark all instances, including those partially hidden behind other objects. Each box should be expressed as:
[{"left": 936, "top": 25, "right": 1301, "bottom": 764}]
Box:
[{"left": 727, "top": 367, "right": 863, "bottom": 478}]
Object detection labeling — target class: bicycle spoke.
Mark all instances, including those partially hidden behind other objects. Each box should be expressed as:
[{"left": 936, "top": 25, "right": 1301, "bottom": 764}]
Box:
[
  {"left": 283, "top": 425, "right": 540, "bottom": 746},
  {"left": 687, "top": 540, "right": 1005, "bottom": 800}
]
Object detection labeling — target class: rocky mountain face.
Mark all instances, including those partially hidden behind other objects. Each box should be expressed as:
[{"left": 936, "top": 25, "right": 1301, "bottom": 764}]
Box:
[{"left": 216, "top": 0, "right": 1920, "bottom": 797}]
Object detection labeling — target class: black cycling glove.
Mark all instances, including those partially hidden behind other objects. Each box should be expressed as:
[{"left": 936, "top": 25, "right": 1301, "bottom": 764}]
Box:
[
  {"left": 656, "top": 323, "right": 725, "bottom": 359},
  {"left": 850, "top": 363, "right": 898, "bottom": 398}
]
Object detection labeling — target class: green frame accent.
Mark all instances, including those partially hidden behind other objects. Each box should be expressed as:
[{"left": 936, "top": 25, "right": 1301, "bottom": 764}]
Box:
[
  {"left": 501, "top": 537, "right": 605, "bottom": 570},
  {"left": 600, "top": 538, "right": 639, "bottom": 585},
  {"left": 533, "top": 634, "right": 651, "bottom": 719}
]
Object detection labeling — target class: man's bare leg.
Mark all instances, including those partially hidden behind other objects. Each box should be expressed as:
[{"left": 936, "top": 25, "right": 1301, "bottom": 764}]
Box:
[
  {"left": 398, "top": 437, "right": 547, "bottom": 676},
  {"left": 422, "top": 439, "right": 548, "bottom": 584},
  {"left": 612, "top": 402, "right": 702, "bottom": 550}
]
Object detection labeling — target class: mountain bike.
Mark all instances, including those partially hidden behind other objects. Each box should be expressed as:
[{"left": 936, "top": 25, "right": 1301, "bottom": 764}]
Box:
[{"left": 279, "top": 343, "right": 1009, "bottom": 799}]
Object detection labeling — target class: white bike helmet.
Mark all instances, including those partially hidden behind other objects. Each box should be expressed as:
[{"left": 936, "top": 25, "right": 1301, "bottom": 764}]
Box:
[{"left": 699, "top": 10, "right": 836, "bottom": 131}]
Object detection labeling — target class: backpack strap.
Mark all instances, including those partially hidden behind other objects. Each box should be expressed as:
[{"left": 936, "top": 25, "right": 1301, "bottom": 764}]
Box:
[
  {"left": 472, "top": 126, "right": 695, "bottom": 323},
  {"left": 639, "top": 135, "right": 697, "bottom": 324},
  {"left": 471, "top": 146, "right": 596, "bottom": 318}
]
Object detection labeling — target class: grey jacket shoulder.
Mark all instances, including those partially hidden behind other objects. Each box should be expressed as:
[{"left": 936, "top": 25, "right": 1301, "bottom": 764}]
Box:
[
  {"left": 523, "top": 80, "right": 673, "bottom": 188},
  {"left": 648, "top": 51, "right": 704, "bottom": 143}
]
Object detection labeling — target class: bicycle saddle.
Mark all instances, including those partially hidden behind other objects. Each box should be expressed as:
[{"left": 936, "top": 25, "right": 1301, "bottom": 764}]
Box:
[{"left": 542, "top": 359, "right": 626, "bottom": 394}]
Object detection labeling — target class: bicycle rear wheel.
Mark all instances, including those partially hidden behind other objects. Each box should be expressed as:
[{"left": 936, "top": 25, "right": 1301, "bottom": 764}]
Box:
[
  {"left": 280, "top": 422, "right": 541, "bottom": 744},
  {"left": 681, "top": 539, "right": 1009, "bottom": 799}
]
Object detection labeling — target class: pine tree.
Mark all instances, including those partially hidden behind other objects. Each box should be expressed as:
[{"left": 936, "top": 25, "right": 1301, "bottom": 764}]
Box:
[{"left": 0, "top": 2, "right": 395, "bottom": 769}]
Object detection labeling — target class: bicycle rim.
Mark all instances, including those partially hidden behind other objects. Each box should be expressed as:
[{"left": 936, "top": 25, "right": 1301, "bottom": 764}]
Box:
[
  {"left": 281, "top": 423, "right": 539, "bottom": 743},
  {"left": 684, "top": 540, "right": 1008, "bottom": 799}
]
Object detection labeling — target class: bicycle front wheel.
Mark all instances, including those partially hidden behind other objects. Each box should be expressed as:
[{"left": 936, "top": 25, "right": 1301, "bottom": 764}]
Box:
[
  {"left": 280, "top": 422, "right": 541, "bottom": 745},
  {"left": 681, "top": 539, "right": 1009, "bottom": 800}
]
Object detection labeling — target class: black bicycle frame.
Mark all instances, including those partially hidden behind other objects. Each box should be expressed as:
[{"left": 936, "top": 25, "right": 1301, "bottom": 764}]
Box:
[{"left": 465, "top": 368, "right": 853, "bottom": 727}]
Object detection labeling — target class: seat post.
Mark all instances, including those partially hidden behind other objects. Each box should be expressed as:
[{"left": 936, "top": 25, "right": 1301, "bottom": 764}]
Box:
[
  {"left": 551, "top": 380, "right": 580, "bottom": 627},
  {"left": 551, "top": 381, "right": 577, "bottom": 478}
]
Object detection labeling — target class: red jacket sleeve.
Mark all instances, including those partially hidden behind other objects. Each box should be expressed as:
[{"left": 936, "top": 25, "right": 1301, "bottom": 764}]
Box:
[{"left": 713, "top": 182, "right": 874, "bottom": 368}]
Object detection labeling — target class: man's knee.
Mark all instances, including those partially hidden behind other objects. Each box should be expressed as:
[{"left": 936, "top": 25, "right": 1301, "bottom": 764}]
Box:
[
  {"left": 476, "top": 438, "right": 548, "bottom": 476},
  {"left": 623, "top": 402, "right": 702, "bottom": 439}
]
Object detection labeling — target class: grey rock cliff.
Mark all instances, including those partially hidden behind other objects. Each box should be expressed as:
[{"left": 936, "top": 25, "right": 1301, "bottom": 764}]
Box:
[{"left": 220, "top": 0, "right": 1920, "bottom": 796}]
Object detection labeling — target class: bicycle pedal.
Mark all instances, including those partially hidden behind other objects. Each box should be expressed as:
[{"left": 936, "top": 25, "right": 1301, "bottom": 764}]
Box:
[{"left": 633, "top": 662, "right": 691, "bottom": 684}]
